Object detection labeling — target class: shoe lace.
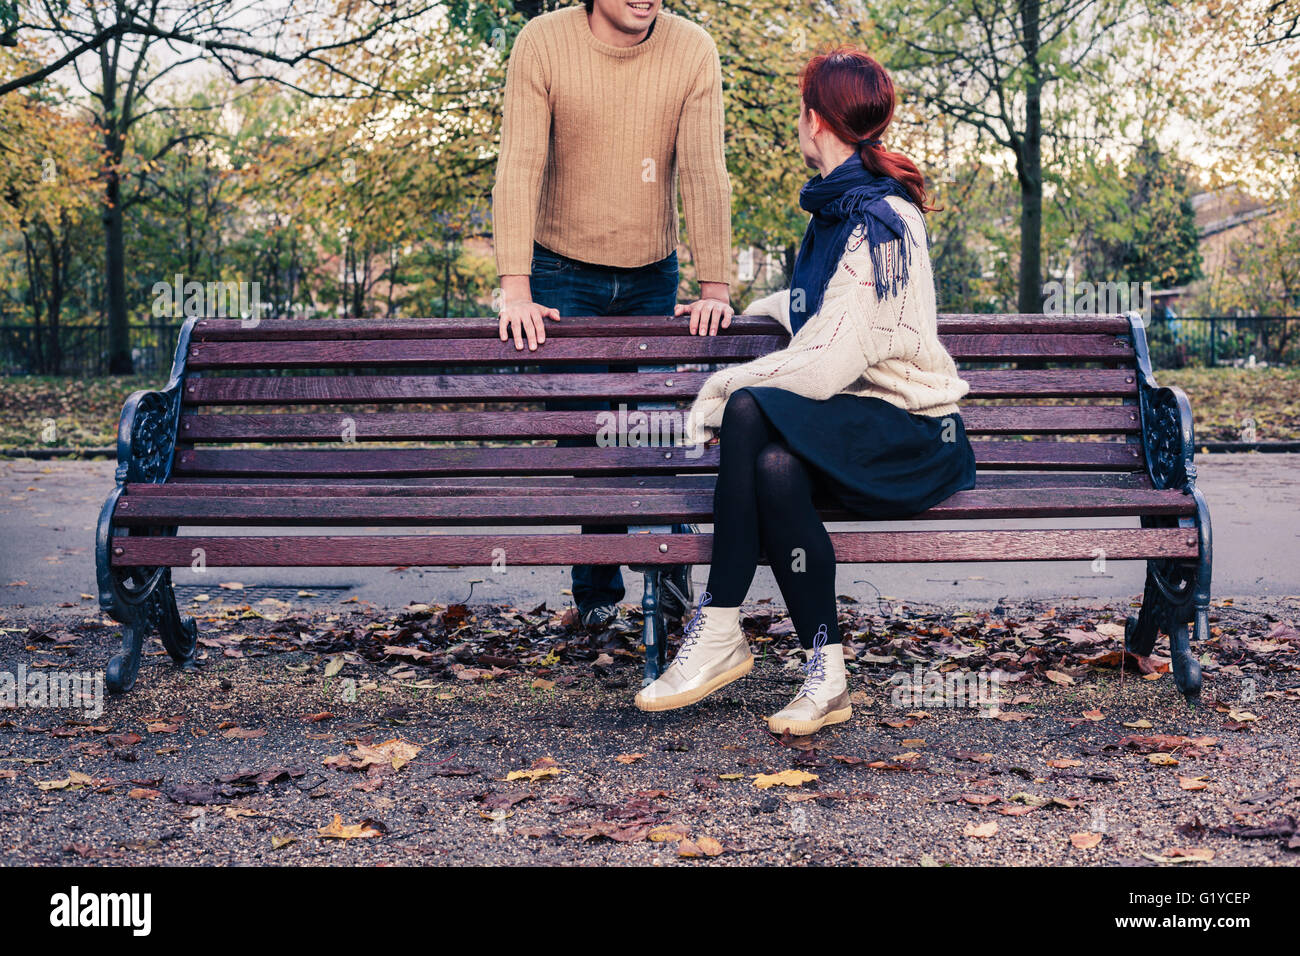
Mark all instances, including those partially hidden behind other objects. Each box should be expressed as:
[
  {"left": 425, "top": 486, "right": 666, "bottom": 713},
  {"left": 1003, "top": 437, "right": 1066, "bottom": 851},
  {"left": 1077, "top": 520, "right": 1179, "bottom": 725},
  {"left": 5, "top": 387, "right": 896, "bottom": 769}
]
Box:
[
  {"left": 674, "top": 590, "right": 712, "bottom": 665},
  {"left": 795, "top": 624, "right": 830, "bottom": 701}
]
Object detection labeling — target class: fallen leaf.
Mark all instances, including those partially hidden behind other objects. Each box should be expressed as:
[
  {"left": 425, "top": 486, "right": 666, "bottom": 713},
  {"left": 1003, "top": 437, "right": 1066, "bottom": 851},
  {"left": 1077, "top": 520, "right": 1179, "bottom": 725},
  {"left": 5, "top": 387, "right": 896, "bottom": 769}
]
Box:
[
  {"left": 383, "top": 645, "right": 432, "bottom": 660},
  {"left": 36, "top": 770, "right": 95, "bottom": 791},
  {"left": 222, "top": 727, "right": 266, "bottom": 740},
  {"left": 678, "top": 836, "right": 724, "bottom": 858},
  {"left": 648, "top": 824, "right": 689, "bottom": 843},
  {"left": 506, "top": 767, "right": 564, "bottom": 782},
  {"left": 318, "top": 814, "right": 384, "bottom": 840},
  {"left": 964, "top": 821, "right": 998, "bottom": 839},
  {"left": 1143, "top": 847, "right": 1215, "bottom": 864},
  {"left": 753, "top": 770, "right": 818, "bottom": 789},
  {"left": 353, "top": 738, "right": 419, "bottom": 771}
]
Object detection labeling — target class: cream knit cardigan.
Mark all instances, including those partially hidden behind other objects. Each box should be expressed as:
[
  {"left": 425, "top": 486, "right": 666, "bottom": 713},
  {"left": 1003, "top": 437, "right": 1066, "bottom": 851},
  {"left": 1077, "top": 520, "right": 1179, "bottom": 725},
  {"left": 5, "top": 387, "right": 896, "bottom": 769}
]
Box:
[{"left": 685, "top": 196, "right": 970, "bottom": 445}]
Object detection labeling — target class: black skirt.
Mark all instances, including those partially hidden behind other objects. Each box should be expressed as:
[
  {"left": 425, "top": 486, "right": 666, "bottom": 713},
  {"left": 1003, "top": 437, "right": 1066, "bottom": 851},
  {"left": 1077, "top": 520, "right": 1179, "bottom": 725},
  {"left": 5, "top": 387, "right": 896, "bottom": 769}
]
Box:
[{"left": 739, "top": 387, "right": 977, "bottom": 518}]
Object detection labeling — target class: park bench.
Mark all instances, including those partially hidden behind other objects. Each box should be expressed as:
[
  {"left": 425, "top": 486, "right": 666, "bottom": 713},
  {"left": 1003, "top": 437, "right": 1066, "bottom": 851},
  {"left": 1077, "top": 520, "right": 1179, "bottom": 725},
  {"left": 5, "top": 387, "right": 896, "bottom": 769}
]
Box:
[{"left": 95, "top": 312, "right": 1212, "bottom": 702}]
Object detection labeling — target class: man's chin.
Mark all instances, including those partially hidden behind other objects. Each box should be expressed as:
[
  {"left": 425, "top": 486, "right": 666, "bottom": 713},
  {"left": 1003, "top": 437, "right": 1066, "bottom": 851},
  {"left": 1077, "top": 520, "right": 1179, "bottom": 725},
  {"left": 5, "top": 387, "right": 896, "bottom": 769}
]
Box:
[{"left": 616, "top": 17, "right": 655, "bottom": 36}]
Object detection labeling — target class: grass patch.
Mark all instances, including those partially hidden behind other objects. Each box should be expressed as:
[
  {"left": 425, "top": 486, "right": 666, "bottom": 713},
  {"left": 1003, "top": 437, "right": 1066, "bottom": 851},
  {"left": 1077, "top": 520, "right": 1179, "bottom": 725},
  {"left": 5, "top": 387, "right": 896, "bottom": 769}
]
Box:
[
  {"left": 1161, "top": 367, "right": 1300, "bottom": 442},
  {"left": 0, "top": 375, "right": 164, "bottom": 448}
]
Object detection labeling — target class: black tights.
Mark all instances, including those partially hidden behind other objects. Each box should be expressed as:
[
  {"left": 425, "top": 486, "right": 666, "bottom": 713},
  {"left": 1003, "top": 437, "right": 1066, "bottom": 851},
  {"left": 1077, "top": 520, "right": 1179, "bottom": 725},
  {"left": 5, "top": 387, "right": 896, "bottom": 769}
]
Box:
[{"left": 704, "top": 390, "right": 839, "bottom": 649}]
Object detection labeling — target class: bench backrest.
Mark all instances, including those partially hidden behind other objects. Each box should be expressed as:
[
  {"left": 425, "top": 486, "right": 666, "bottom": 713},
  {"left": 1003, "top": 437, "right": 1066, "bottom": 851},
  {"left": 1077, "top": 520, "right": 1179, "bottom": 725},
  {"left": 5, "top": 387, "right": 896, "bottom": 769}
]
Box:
[{"left": 171, "top": 314, "right": 1146, "bottom": 483}]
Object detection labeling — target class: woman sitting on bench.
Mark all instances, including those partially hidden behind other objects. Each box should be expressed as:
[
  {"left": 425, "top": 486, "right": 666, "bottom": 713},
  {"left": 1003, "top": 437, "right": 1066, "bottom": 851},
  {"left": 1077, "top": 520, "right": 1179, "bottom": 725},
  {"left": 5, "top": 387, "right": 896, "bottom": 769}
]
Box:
[{"left": 635, "top": 47, "right": 977, "bottom": 734}]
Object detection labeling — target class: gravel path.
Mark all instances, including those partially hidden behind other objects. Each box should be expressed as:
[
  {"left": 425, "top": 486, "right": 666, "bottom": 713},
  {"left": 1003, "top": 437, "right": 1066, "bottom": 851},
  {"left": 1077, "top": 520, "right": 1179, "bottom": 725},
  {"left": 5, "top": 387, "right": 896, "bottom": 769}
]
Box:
[{"left": 2, "top": 595, "right": 1297, "bottom": 866}]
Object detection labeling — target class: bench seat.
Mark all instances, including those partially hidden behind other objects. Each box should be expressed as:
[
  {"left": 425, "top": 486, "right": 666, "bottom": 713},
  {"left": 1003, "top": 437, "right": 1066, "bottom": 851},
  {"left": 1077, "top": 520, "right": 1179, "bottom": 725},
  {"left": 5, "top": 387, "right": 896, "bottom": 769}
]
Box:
[{"left": 95, "top": 313, "right": 1212, "bottom": 702}]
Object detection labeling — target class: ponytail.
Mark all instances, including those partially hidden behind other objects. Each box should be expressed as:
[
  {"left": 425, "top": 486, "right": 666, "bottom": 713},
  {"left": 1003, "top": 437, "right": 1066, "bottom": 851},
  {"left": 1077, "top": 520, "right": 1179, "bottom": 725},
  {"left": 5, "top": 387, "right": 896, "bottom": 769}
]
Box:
[{"left": 799, "top": 47, "right": 937, "bottom": 213}]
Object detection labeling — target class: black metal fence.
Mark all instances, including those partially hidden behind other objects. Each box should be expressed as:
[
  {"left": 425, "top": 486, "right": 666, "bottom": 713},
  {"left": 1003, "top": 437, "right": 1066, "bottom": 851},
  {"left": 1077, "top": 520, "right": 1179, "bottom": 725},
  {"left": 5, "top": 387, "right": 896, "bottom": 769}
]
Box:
[
  {"left": 1145, "top": 316, "right": 1300, "bottom": 369},
  {"left": 2, "top": 315, "right": 1298, "bottom": 376},
  {"left": 0, "top": 321, "right": 181, "bottom": 377}
]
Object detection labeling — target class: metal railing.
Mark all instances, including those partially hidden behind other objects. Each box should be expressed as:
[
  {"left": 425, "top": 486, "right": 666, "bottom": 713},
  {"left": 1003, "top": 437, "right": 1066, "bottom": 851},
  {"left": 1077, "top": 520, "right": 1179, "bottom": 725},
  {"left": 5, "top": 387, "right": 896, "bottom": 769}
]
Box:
[
  {"left": 0, "top": 321, "right": 181, "bottom": 376},
  {"left": 1145, "top": 315, "right": 1300, "bottom": 368}
]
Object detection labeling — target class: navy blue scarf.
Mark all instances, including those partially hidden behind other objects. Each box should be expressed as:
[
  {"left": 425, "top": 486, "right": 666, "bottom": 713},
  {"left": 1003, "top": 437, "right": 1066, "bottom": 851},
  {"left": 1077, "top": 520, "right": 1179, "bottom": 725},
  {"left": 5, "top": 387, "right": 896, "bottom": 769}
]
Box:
[{"left": 789, "top": 154, "right": 923, "bottom": 335}]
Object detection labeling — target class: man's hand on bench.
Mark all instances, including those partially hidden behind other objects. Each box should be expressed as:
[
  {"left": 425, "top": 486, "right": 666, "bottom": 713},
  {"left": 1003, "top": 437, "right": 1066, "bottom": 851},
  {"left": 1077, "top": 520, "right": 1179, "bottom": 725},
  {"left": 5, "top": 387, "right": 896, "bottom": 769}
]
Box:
[
  {"left": 677, "top": 283, "right": 734, "bottom": 336},
  {"left": 499, "top": 299, "right": 561, "bottom": 351}
]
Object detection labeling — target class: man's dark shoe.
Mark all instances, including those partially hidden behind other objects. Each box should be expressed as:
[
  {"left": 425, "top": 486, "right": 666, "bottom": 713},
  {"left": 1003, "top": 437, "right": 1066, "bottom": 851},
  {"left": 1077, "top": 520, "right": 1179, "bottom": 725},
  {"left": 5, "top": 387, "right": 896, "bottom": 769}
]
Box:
[
  {"left": 580, "top": 603, "right": 620, "bottom": 632},
  {"left": 659, "top": 564, "right": 694, "bottom": 626}
]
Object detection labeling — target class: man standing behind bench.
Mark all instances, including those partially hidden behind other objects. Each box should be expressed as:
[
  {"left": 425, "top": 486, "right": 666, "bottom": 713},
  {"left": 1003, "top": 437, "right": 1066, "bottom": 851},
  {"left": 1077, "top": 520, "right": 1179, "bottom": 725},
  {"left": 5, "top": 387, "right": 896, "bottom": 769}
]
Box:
[{"left": 493, "top": 0, "right": 734, "bottom": 631}]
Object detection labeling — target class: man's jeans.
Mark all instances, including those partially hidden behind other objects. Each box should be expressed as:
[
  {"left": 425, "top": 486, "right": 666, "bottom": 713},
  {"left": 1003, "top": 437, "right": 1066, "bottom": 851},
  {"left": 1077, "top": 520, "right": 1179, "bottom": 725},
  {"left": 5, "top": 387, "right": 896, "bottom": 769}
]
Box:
[{"left": 529, "top": 241, "right": 679, "bottom": 613}]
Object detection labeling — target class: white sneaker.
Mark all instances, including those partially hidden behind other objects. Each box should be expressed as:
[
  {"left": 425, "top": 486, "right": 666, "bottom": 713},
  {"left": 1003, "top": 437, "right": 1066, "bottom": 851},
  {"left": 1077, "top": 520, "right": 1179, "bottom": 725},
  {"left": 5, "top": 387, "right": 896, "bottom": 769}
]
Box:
[
  {"left": 767, "top": 625, "right": 852, "bottom": 735},
  {"left": 634, "top": 593, "right": 752, "bottom": 712}
]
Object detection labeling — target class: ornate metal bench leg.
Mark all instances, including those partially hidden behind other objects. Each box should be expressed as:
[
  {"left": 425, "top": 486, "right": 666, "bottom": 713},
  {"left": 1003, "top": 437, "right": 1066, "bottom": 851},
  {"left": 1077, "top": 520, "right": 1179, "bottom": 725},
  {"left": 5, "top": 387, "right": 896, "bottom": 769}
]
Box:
[
  {"left": 1123, "top": 487, "right": 1212, "bottom": 705},
  {"left": 96, "top": 489, "right": 199, "bottom": 694},
  {"left": 1169, "top": 618, "right": 1202, "bottom": 703},
  {"left": 154, "top": 568, "right": 198, "bottom": 671},
  {"left": 1179, "top": 488, "right": 1213, "bottom": 705},
  {"left": 1124, "top": 563, "right": 1160, "bottom": 657},
  {"left": 640, "top": 568, "right": 667, "bottom": 687},
  {"left": 1124, "top": 557, "right": 1202, "bottom": 705},
  {"left": 100, "top": 571, "right": 198, "bottom": 693},
  {"left": 106, "top": 615, "right": 146, "bottom": 694},
  {"left": 100, "top": 572, "right": 197, "bottom": 693}
]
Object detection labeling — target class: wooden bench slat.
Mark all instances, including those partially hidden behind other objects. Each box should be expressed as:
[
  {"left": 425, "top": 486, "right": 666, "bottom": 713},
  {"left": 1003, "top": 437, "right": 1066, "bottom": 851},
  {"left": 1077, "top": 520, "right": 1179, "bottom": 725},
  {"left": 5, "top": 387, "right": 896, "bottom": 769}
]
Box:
[
  {"left": 191, "top": 314, "right": 1133, "bottom": 341},
  {"left": 184, "top": 372, "right": 713, "bottom": 404},
  {"left": 186, "top": 336, "right": 790, "bottom": 369},
  {"left": 177, "top": 404, "right": 1141, "bottom": 442},
  {"left": 184, "top": 333, "right": 1132, "bottom": 369},
  {"left": 113, "top": 487, "right": 1196, "bottom": 527},
  {"left": 139, "top": 471, "right": 1158, "bottom": 496},
  {"left": 109, "top": 527, "right": 1199, "bottom": 567},
  {"left": 171, "top": 441, "right": 1144, "bottom": 478},
  {"left": 192, "top": 315, "right": 785, "bottom": 340},
  {"left": 942, "top": 334, "right": 1131, "bottom": 361},
  {"left": 963, "top": 405, "right": 1139, "bottom": 433},
  {"left": 182, "top": 369, "right": 1138, "bottom": 405}
]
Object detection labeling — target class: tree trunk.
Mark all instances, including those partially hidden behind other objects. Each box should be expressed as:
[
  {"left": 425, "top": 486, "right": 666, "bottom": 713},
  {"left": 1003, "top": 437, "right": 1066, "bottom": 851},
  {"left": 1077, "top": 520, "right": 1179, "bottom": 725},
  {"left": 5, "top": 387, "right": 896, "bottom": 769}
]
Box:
[
  {"left": 782, "top": 243, "right": 797, "bottom": 285},
  {"left": 104, "top": 127, "right": 132, "bottom": 373},
  {"left": 1016, "top": 0, "right": 1043, "bottom": 314},
  {"left": 21, "top": 229, "right": 46, "bottom": 373},
  {"left": 351, "top": 244, "right": 366, "bottom": 318},
  {"left": 48, "top": 216, "right": 69, "bottom": 374}
]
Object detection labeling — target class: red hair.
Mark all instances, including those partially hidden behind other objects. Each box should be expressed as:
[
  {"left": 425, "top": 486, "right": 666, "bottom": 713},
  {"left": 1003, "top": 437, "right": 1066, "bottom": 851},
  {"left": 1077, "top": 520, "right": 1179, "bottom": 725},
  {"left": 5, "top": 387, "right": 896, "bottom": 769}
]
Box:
[{"left": 799, "top": 47, "right": 936, "bottom": 213}]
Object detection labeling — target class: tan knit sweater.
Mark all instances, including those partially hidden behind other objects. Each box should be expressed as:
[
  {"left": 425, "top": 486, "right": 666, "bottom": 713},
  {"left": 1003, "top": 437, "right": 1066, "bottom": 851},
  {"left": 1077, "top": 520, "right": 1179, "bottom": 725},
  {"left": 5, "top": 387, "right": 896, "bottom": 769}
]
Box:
[
  {"left": 686, "top": 197, "right": 970, "bottom": 444},
  {"left": 491, "top": 6, "right": 732, "bottom": 284}
]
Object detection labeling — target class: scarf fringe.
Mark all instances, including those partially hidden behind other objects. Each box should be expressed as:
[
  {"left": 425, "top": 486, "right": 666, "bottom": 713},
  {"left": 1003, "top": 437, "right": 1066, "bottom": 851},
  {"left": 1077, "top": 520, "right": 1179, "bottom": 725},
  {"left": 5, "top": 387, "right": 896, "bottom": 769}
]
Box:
[{"left": 790, "top": 166, "right": 922, "bottom": 335}]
